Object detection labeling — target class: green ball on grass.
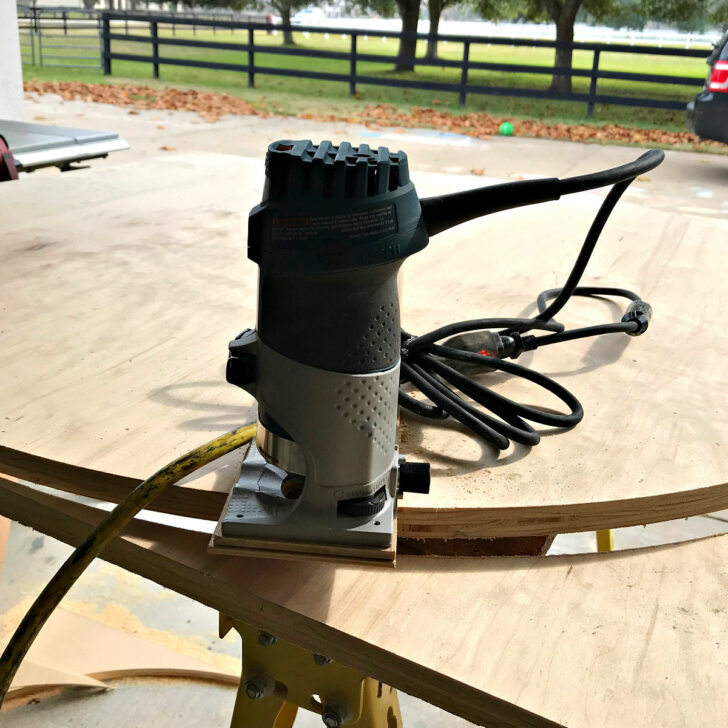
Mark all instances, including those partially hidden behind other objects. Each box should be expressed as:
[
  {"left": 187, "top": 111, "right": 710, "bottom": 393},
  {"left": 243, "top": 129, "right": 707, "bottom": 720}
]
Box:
[{"left": 499, "top": 121, "right": 514, "bottom": 136}]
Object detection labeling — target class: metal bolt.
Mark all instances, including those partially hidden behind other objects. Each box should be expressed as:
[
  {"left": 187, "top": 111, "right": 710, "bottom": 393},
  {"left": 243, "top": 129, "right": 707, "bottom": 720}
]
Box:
[
  {"left": 257, "top": 631, "right": 277, "bottom": 646},
  {"left": 313, "top": 654, "right": 332, "bottom": 666},
  {"left": 321, "top": 709, "right": 342, "bottom": 728},
  {"left": 244, "top": 680, "right": 263, "bottom": 700}
]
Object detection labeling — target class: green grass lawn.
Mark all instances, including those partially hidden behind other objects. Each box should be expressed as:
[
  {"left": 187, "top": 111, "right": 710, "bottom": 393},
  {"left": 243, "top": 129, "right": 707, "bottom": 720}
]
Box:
[{"left": 21, "top": 25, "right": 710, "bottom": 130}]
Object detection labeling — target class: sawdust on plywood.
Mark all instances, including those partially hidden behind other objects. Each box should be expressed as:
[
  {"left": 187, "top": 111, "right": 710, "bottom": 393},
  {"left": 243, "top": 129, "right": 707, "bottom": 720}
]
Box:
[
  {"left": 64, "top": 601, "right": 241, "bottom": 675},
  {"left": 1, "top": 597, "right": 240, "bottom": 676}
]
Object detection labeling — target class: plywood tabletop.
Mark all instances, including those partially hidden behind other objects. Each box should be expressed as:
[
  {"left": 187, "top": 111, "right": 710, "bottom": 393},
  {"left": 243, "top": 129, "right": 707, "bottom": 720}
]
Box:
[
  {"left": 2, "top": 476, "right": 727, "bottom": 728},
  {"left": 1, "top": 152, "right": 727, "bottom": 538}
]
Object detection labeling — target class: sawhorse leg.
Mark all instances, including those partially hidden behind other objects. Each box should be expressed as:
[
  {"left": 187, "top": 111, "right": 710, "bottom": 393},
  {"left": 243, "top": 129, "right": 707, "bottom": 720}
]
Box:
[
  {"left": 230, "top": 689, "right": 298, "bottom": 728},
  {"left": 220, "top": 615, "right": 402, "bottom": 728}
]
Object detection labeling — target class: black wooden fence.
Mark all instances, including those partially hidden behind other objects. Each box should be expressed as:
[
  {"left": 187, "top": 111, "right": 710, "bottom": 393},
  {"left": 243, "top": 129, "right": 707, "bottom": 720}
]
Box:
[
  {"left": 52, "top": 9, "right": 716, "bottom": 118},
  {"left": 17, "top": 5, "right": 102, "bottom": 69},
  {"left": 17, "top": 4, "right": 268, "bottom": 69},
  {"left": 18, "top": 5, "right": 269, "bottom": 33}
]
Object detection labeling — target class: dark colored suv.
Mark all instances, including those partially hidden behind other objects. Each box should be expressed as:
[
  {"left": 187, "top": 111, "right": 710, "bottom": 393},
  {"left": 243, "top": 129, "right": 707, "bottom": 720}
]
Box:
[{"left": 687, "top": 32, "right": 728, "bottom": 143}]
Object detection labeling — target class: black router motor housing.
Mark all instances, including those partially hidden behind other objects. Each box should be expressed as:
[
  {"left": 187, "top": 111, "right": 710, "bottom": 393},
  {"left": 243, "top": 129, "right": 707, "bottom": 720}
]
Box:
[
  {"left": 247, "top": 139, "right": 428, "bottom": 376},
  {"left": 224, "top": 140, "right": 431, "bottom": 553}
]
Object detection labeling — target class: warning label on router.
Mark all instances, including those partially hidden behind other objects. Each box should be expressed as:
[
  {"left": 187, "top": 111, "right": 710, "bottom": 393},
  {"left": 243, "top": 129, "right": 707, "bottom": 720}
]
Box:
[{"left": 271, "top": 204, "right": 398, "bottom": 244}]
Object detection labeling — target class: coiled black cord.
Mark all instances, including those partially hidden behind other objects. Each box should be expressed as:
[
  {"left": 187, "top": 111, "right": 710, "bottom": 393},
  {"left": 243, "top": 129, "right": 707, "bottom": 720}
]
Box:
[{"left": 400, "top": 149, "right": 664, "bottom": 450}]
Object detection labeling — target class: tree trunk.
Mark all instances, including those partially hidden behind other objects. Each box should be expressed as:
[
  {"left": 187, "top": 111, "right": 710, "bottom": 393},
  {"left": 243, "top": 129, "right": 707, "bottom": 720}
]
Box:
[
  {"left": 426, "top": 0, "right": 442, "bottom": 60},
  {"left": 395, "top": 0, "right": 420, "bottom": 72},
  {"left": 545, "top": 0, "right": 582, "bottom": 94},
  {"left": 280, "top": 4, "right": 295, "bottom": 45},
  {"left": 540, "top": 0, "right": 584, "bottom": 94},
  {"left": 550, "top": 14, "right": 575, "bottom": 93}
]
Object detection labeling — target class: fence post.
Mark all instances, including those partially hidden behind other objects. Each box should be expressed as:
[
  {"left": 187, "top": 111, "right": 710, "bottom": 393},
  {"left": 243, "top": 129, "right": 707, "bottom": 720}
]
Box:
[
  {"left": 125, "top": 13, "right": 129, "bottom": 35},
  {"left": 96, "top": 13, "right": 102, "bottom": 70},
  {"left": 459, "top": 40, "right": 470, "bottom": 107},
  {"left": 102, "top": 15, "right": 111, "bottom": 75},
  {"left": 38, "top": 18, "right": 44, "bottom": 67},
  {"left": 350, "top": 33, "right": 357, "bottom": 96},
  {"left": 586, "top": 48, "right": 600, "bottom": 118},
  {"left": 63, "top": 10, "right": 67, "bottom": 35},
  {"left": 29, "top": 19, "right": 35, "bottom": 66},
  {"left": 248, "top": 27, "right": 255, "bottom": 87},
  {"left": 151, "top": 21, "right": 160, "bottom": 79}
]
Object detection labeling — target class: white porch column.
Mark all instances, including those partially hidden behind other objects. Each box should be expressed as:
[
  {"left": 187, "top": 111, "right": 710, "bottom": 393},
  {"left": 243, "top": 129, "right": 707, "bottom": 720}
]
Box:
[{"left": 0, "top": 3, "right": 25, "bottom": 121}]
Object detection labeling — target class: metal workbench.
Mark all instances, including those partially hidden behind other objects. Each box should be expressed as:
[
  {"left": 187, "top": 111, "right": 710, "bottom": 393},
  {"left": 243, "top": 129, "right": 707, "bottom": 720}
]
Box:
[{"left": 0, "top": 119, "right": 128, "bottom": 173}]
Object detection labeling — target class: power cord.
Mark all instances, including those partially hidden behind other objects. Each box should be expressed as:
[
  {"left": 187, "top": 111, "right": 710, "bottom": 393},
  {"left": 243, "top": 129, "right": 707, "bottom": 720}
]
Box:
[
  {"left": 0, "top": 423, "right": 257, "bottom": 706},
  {"left": 402, "top": 149, "right": 664, "bottom": 450}
]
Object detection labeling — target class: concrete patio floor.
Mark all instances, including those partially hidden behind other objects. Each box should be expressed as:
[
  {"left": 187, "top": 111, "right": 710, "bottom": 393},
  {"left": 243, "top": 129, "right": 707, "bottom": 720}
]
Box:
[{"left": 3, "top": 94, "right": 728, "bottom": 727}]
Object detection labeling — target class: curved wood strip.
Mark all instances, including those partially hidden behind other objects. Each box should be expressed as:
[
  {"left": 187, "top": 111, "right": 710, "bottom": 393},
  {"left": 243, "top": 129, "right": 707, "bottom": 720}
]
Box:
[
  {"left": 0, "top": 445, "right": 234, "bottom": 522},
  {"left": 7, "top": 660, "right": 107, "bottom": 704},
  {"left": 3, "top": 446, "right": 728, "bottom": 538}
]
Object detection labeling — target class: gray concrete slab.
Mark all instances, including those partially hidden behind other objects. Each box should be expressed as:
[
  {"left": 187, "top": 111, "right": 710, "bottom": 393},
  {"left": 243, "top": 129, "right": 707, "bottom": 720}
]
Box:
[{"left": 1, "top": 676, "right": 476, "bottom": 728}]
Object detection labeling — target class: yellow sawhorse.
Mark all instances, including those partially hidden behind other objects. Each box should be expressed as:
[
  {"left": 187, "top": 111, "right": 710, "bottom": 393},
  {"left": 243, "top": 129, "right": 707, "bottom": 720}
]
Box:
[{"left": 220, "top": 615, "right": 402, "bottom": 728}]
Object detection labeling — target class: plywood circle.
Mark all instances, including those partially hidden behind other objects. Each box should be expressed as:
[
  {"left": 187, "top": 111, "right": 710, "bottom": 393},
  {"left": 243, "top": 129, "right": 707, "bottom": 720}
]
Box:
[{"left": 1, "top": 154, "right": 726, "bottom": 539}]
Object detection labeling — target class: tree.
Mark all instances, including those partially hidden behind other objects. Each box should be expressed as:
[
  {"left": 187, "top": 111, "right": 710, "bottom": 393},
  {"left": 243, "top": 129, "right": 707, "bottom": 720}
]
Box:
[
  {"left": 585, "top": 0, "right": 645, "bottom": 30},
  {"left": 708, "top": 0, "right": 728, "bottom": 27},
  {"left": 426, "top": 0, "right": 458, "bottom": 59},
  {"left": 268, "top": 0, "right": 310, "bottom": 43},
  {"left": 539, "top": 0, "right": 587, "bottom": 93},
  {"left": 351, "top": 0, "right": 422, "bottom": 71},
  {"left": 641, "top": 0, "right": 706, "bottom": 24},
  {"left": 396, "top": 0, "right": 422, "bottom": 69},
  {"left": 506, "top": 1, "right": 616, "bottom": 93},
  {"left": 194, "top": 0, "right": 308, "bottom": 44},
  {"left": 474, "top": 0, "right": 709, "bottom": 93}
]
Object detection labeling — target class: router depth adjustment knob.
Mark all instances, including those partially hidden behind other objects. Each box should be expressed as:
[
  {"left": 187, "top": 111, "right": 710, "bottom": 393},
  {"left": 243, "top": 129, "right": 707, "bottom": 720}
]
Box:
[{"left": 338, "top": 487, "right": 387, "bottom": 518}]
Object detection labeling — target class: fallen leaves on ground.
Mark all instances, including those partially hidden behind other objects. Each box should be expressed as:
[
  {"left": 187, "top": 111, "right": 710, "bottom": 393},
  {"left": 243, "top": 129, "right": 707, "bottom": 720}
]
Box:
[
  {"left": 23, "top": 80, "right": 724, "bottom": 152},
  {"left": 24, "top": 80, "right": 264, "bottom": 122},
  {"left": 311, "top": 103, "right": 721, "bottom": 151}
]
